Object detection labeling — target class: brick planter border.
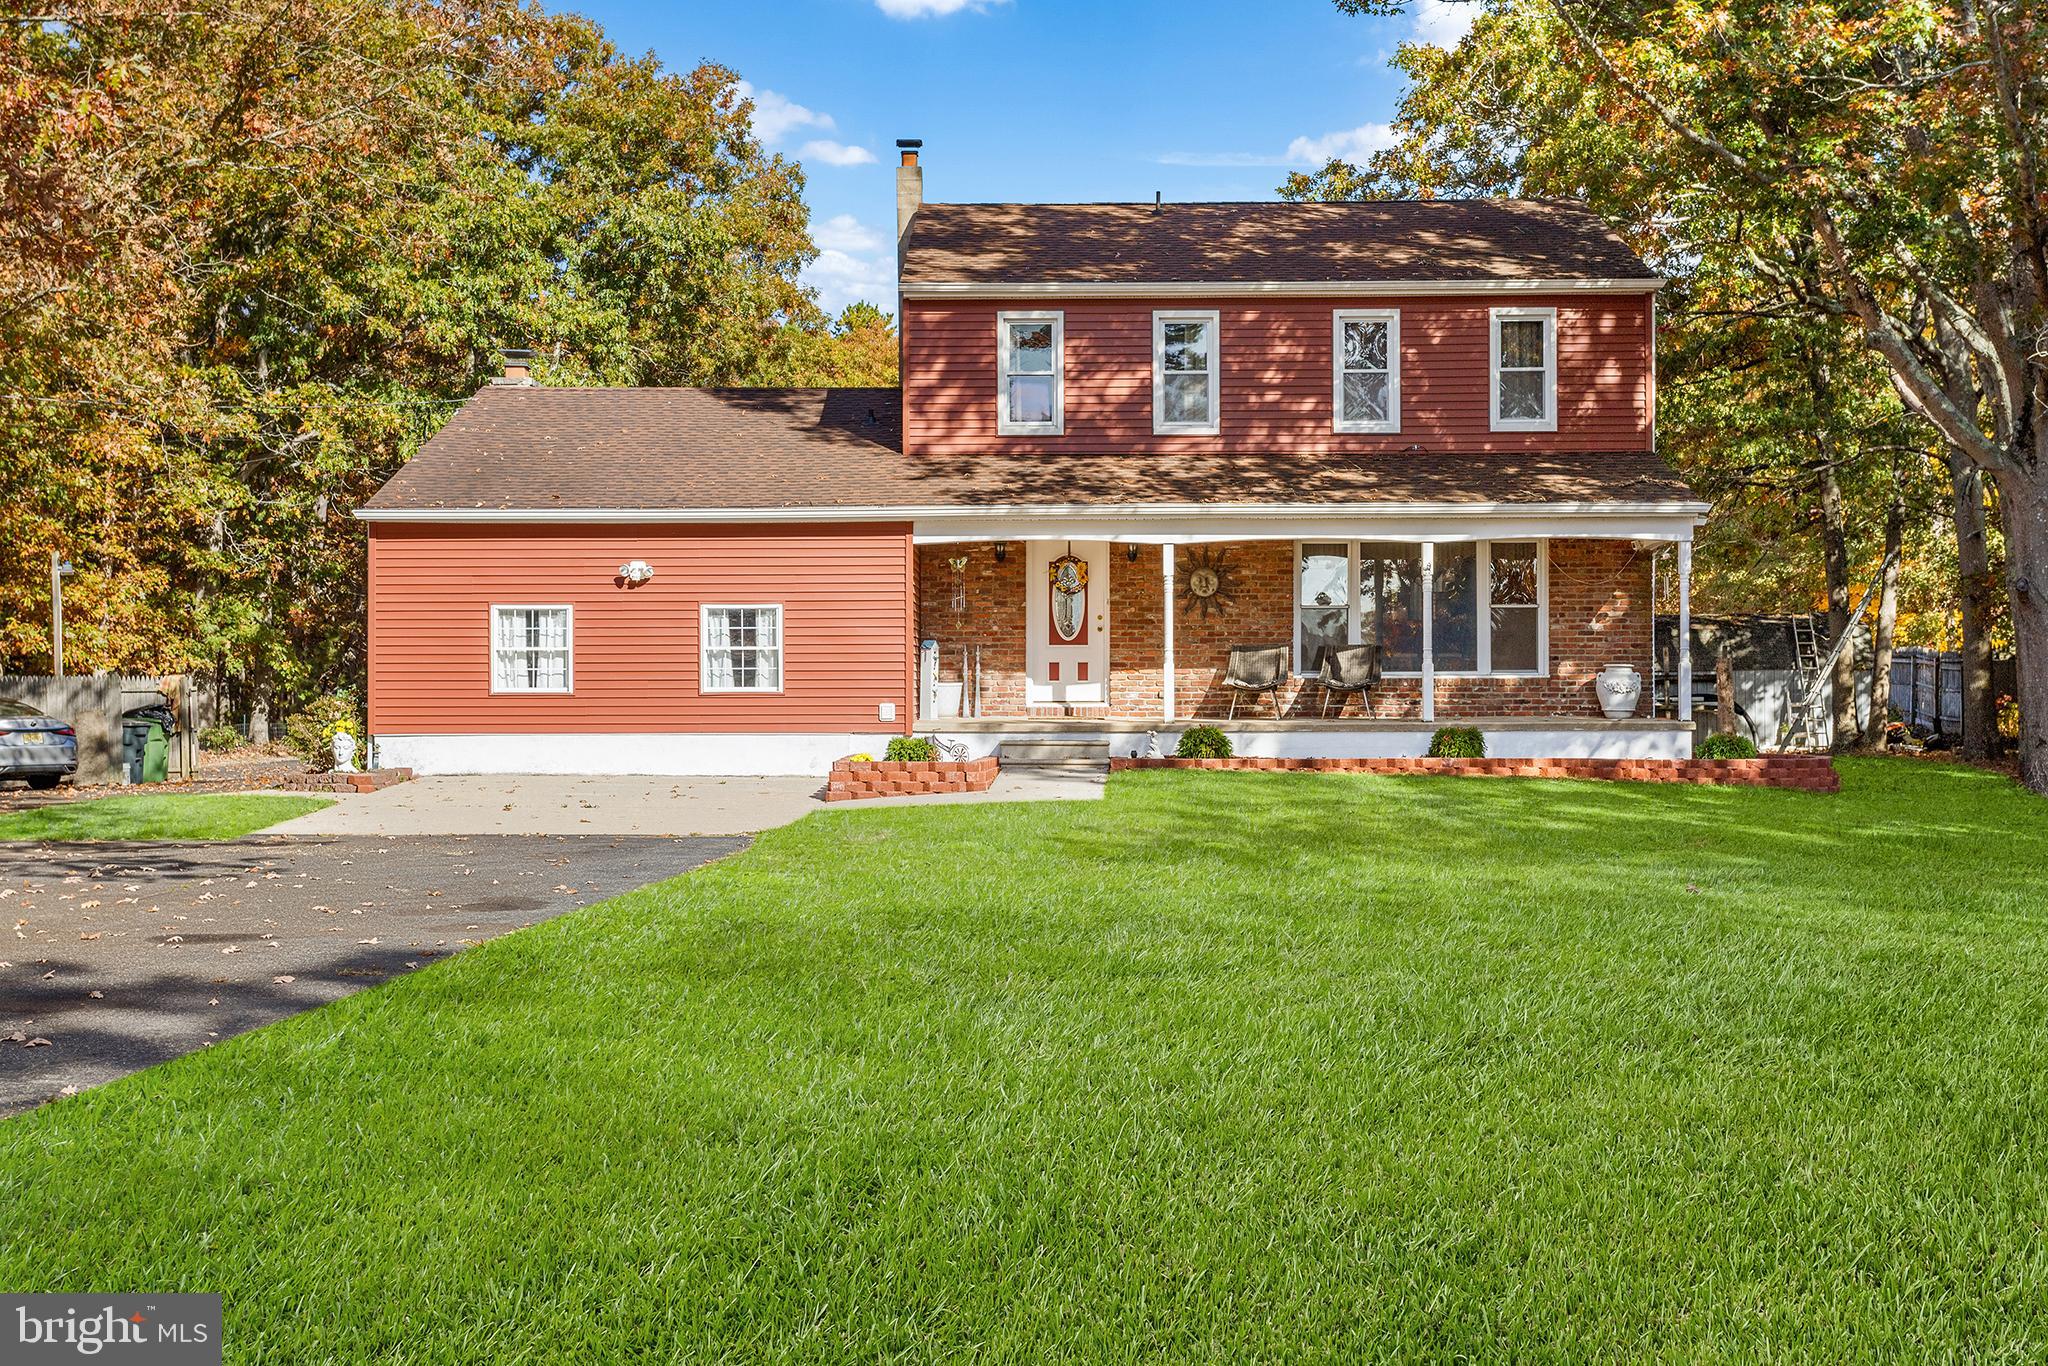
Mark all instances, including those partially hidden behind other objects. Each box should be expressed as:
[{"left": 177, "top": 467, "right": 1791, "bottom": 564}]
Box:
[
  {"left": 826, "top": 755, "right": 1000, "bottom": 802},
  {"left": 268, "top": 767, "right": 414, "bottom": 794},
  {"left": 1111, "top": 755, "right": 1838, "bottom": 792}
]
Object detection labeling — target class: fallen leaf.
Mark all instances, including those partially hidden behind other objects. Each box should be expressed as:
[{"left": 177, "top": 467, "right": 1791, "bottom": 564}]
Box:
[
  {"left": 22, "top": 1037, "right": 50, "bottom": 1048},
  {"left": 78, "top": 932, "right": 100, "bottom": 941},
  {"left": 88, "top": 990, "right": 103, "bottom": 999},
  {"left": 273, "top": 974, "right": 295, "bottom": 984},
  {"left": 221, "top": 945, "right": 242, "bottom": 955}
]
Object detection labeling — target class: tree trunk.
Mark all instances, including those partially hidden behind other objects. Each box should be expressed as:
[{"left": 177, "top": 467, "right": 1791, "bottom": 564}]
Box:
[
  {"left": 1954, "top": 464, "right": 1998, "bottom": 760},
  {"left": 1862, "top": 479, "right": 1904, "bottom": 749},
  {"left": 2003, "top": 484, "right": 2048, "bottom": 794},
  {"left": 1820, "top": 462, "right": 1858, "bottom": 749}
]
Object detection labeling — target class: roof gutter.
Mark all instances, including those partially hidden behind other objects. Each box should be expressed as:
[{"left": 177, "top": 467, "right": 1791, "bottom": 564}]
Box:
[
  {"left": 357, "top": 499, "right": 1709, "bottom": 524},
  {"left": 898, "top": 277, "right": 1666, "bottom": 300}
]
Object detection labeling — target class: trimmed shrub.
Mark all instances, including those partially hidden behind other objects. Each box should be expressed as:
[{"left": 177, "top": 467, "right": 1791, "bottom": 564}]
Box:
[
  {"left": 286, "top": 693, "right": 362, "bottom": 772},
  {"left": 884, "top": 736, "right": 938, "bottom": 763},
  {"left": 1697, "top": 732, "right": 1760, "bottom": 759},
  {"left": 198, "top": 723, "right": 243, "bottom": 752},
  {"left": 1427, "top": 726, "right": 1486, "bottom": 758},
  {"left": 1176, "top": 726, "right": 1233, "bottom": 759}
]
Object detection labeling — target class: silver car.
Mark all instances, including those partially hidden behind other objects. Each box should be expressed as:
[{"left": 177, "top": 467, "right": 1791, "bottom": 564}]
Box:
[{"left": 0, "top": 699, "right": 78, "bottom": 790}]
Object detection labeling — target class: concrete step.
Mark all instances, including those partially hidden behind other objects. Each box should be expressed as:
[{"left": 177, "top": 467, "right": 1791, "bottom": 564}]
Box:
[{"left": 999, "top": 739, "right": 1111, "bottom": 768}]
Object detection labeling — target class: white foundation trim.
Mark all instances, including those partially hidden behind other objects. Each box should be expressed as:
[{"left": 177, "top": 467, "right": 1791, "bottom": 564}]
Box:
[
  {"left": 942, "top": 724, "right": 1692, "bottom": 762},
  {"left": 373, "top": 732, "right": 901, "bottom": 777}
]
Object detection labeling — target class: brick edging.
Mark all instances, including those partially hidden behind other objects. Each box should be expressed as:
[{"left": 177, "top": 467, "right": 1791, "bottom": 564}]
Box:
[
  {"left": 826, "top": 755, "right": 1000, "bottom": 802},
  {"left": 267, "top": 767, "right": 414, "bottom": 794},
  {"left": 1111, "top": 755, "right": 1838, "bottom": 791}
]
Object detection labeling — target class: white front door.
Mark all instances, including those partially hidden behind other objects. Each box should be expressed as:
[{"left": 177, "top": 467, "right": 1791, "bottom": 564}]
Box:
[{"left": 1025, "top": 540, "right": 1110, "bottom": 706}]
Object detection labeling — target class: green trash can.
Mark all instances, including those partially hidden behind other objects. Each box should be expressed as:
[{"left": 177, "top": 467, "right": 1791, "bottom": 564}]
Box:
[
  {"left": 140, "top": 719, "right": 170, "bottom": 784},
  {"left": 122, "top": 705, "right": 175, "bottom": 784}
]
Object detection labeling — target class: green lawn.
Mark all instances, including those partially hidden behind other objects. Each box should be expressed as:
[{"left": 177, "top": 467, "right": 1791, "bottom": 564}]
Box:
[
  {"left": 4, "top": 759, "right": 2046, "bottom": 1359},
  {"left": 0, "top": 792, "right": 330, "bottom": 841}
]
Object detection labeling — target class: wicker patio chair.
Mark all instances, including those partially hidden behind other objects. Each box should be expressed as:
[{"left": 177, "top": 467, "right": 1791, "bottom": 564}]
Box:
[
  {"left": 1314, "top": 643, "right": 1381, "bottom": 717},
  {"left": 1222, "top": 644, "right": 1290, "bottom": 719}
]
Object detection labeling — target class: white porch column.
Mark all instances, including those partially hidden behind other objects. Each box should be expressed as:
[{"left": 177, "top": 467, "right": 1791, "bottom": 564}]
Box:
[
  {"left": 1420, "top": 542, "right": 1436, "bottom": 722},
  {"left": 1677, "top": 540, "right": 1693, "bottom": 722},
  {"left": 1162, "top": 543, "right": 1176, "bottom": 721}
]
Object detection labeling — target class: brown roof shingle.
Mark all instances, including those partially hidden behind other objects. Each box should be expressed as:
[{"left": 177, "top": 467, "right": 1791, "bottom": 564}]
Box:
[
  {"left": 900, "top": 199, "right": 1654, "bottom": 285},
  {"left": 363, "top": 385, "right": 1697, "bottom": 513}
]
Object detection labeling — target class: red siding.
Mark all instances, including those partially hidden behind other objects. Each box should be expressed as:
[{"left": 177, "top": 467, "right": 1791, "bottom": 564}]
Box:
[
  {"left": 367, "top": 522, "right": 913, "bottom": 734},
  {"left": 902, "top": 294, "right": 1653, "bottom": 457}
]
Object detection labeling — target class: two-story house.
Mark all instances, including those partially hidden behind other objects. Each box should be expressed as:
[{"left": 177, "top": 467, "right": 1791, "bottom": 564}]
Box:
[{"left": 357, "top": 141, "right": 1706, "bottom": 775}]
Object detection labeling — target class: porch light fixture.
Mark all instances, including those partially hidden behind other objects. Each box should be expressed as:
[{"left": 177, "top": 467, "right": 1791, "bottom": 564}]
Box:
[
  {"left": 993, "top": 541, "right": 1008, "bottom": 563},
  {"left": 617, "top": 559, "right": 654, "bottom": 585},
  {"left": 1125, "top": 543, "right": 1140, "bottom": 563}
]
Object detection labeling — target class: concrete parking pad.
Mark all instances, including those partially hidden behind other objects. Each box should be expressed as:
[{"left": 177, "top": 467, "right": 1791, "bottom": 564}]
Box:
[
  {"left": 266, "top": 774, "right": 828, "bottom": 837},
  {"left": 0, "top": 834, "right": 742, "bottom": 1116}
]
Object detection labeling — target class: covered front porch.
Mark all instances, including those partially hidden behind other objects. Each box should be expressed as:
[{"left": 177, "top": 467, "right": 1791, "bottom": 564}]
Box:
[{"left": 911, "top": 504, "right": 1704, "bottom": 759}]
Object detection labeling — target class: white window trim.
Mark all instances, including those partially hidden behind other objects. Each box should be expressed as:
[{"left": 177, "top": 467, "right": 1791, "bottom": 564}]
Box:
[
  {"left": 1489, "top": 306, "right": 1559, "bottom": 433},
  {"left": 1152, "top": 309, "right": 1221, "bottom": 436},
  {"left": 1332, "top": 308, "right": 1401, "bottom": 434},
  {"left": 489, "top": 604, "right": 573, "bottom": 695},
  {"left": 699, "top": 603, "right": 785, "bottom": 695},
  {"left": 1291, "top": 540, "right": 1548, "bottom": 679},
  {"left": 996, "top": 310, "right": 1064, "bottom": 436}
]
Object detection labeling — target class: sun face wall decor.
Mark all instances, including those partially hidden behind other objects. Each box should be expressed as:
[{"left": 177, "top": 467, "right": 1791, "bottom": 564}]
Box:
[{"left": 1178, "top": 545, "right": 1238, "bottom": 618}]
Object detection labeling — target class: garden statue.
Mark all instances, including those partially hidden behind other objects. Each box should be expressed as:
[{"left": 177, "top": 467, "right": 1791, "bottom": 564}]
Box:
[{"left": 332, "top": 731, "right": 358, "bottom": 774}]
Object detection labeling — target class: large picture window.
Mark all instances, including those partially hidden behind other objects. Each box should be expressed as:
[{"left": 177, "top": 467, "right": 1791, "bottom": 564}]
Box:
[
  {"left": 997, "top": 311, "right": 1063, "bottom": 435},
  {"left": 1294, "top": 541, "right": 1547, "bottom": 677},
  {"left": 1152, "top": 310, "right": 1220, "bottom": 435},
  {"left": 491, "top": 605, "right": 572, "bottom": 694},
  {"left": 1333, "top": 310, "right": 1400, "bottom": 433},
  {"left": 701, "top": 604, "right": 783, "bottom": 692}
]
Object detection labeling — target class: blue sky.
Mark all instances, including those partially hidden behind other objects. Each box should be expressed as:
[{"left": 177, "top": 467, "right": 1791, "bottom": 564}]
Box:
[{"left": 568, "top": 0, "right": 1476, "bottom": 313}]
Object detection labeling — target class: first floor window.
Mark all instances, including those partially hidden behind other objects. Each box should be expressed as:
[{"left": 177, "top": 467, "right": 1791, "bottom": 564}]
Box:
[
  {"left": 1489, "top": 541, "right": 1542, "bottom": 672},
  {"left": 702, "top": 604, "right": 782, "bottom": 691},
  {"left": 492, "top": 606, "right": 571, "bottom": 693},
  {"left": 998, "top": 312, "right": 1062, "bottom": 434},
  {"left": 1296, "top": 541, "right": 1546, "bottom": 676}
]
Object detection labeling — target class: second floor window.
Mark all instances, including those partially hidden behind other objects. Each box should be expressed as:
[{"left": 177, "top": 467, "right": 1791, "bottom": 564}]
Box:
[
  {"left": 1153, "top": 310, "right": 1219, "bottom": 435},
  {"left": 1334, "top": 309, "right": 1400, "bottom": 433},
  {"left": 1491, "top": 307, "right": 1557, "bottom": 432},
  {"left": 998, "top": 312, "right": 1063, "bottom": 435}
]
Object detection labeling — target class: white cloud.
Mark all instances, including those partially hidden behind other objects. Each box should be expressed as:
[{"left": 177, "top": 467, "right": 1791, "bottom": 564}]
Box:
[
  {"left": 874, "top": 0, "right": 1005, "bottom": 16},
  {"left": 804, "top": 215, "right": 896, "bottom": 314},
  {"left": 1158, "top": 122, "right": 1398, "bottom": 170},
  {"left": 734, "top": 79, "right": 834, "bottom": 146},
  {"left": 798, "top": 139, "right": 878, "bottom": 168},
  {"left": 1284, "top": 122, "right": 1398, "bottom": 165},
  {"left": 813, "top": 213, "right": 885, "bottom": 254},
  {"left": 1410, "top": 0, "right": 1479, "bottom": 49}
]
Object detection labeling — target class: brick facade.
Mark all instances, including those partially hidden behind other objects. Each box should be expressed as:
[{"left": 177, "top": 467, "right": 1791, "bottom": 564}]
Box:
[{"left": 916, "top": 537, "right": 1652, "bottom": 721}]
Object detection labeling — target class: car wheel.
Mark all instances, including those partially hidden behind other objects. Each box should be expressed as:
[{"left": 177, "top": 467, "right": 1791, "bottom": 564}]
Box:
[{"left": 25, "top": 774, "right": 63, "bottom": 790}]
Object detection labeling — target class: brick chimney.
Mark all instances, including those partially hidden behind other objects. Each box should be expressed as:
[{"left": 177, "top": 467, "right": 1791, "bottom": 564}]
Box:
[
  {"left": 895, "top": 139, "right": 923, "bottom": 264},
  {"left": 495, "top": 348, "right": 537, "bottom": 386}
]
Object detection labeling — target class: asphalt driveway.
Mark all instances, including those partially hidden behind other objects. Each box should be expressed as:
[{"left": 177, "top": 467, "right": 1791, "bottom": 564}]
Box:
[{"left": 0, "top": 833, "right": 744, "bottom": 1116}]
